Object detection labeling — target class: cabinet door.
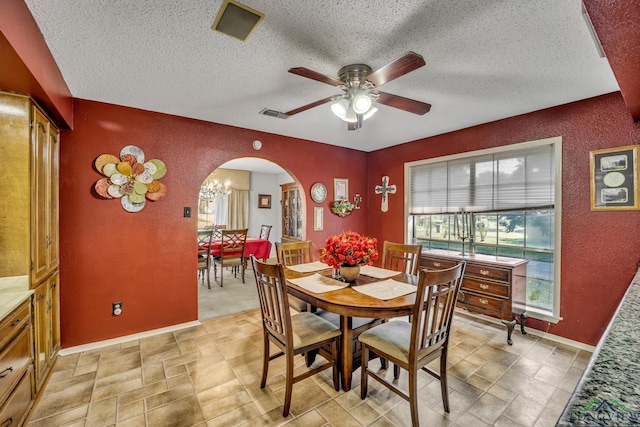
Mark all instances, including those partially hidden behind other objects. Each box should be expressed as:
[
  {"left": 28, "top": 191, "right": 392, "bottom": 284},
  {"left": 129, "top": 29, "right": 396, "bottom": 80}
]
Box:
[
  {"left": 48, "top": 272, "right": 60, "bottom": 360},
  {"left": 31, "top": 106, "right": 50, "bottom": 286},
  {"left": 32, "top": 282, "right": 49, "bottom": 388},
  {"left": 47, "top": 127, "right": 60, "bottom": 272}
]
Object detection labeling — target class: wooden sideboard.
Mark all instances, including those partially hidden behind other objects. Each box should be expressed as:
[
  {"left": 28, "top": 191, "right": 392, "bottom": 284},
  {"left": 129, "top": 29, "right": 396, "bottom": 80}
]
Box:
[{"left": 421, "top": 249, "right": 527, "bottom": 344}]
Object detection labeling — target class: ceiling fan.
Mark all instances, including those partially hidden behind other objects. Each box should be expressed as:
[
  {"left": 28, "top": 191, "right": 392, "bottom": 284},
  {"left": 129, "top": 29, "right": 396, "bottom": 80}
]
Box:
[{"left": 262, "top": 52, "right": 431, "bottom": 131}]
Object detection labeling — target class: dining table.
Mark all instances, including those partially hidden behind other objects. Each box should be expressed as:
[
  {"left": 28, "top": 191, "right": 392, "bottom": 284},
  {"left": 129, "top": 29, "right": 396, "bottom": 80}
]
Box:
[
  {"left": 208, "top": 237, "right": 272, "bottom": 259},
  {"left": 283, "top": 263, "right": 420, "bottom": 391}
]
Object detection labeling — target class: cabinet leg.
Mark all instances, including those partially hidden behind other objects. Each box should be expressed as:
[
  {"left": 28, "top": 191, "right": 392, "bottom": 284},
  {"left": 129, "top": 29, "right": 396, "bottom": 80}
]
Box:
[
  {"left": 501, "top": 319, "right": 516, "bottom": 345},
  {"left": 519, "top": 313, "right": 528, "bottom": 335}
]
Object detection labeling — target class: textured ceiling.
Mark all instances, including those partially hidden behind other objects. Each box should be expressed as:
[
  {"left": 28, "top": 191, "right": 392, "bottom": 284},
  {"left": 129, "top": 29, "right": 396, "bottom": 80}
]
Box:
[{"left": 24, "top": 0, "right": 619, "bottom": 152}]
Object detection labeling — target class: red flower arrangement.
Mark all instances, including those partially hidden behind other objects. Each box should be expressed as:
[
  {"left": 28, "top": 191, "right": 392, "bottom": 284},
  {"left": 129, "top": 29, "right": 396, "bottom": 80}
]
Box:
[{"left": 321, "top": 231, "right": 379, "bottom": 269}]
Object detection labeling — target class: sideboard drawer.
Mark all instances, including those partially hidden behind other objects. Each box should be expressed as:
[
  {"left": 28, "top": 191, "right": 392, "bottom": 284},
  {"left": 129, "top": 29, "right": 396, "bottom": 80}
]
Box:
[
  {"left": 0, "top": 303, "right": 30, "bottom": 352},
  {"left": 462, "top": 277, "right": 510, "bottom": 299},
  {"left": 0, "top": 326, "right": 31, "bottom": 404},
  {"left": 421, "top": 257, "right": 458, "bottom": 270},
  {"left": 464, "top": 264, "right": 510, "bottom": 282},
  {"left": 459, "top": 292, "right": 503, "bottom": 317}
]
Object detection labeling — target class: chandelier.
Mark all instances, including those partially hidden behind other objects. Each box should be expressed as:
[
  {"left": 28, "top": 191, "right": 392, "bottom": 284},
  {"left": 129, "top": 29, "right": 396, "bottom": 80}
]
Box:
[{"left": 199, "top": 179, "right": 232, "bottom": 199}]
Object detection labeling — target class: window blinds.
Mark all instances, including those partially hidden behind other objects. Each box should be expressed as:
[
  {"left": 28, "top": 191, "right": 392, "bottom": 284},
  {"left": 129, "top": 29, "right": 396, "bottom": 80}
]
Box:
[{"left": 409, "top": 144, "right": 555, "bottom": 214}]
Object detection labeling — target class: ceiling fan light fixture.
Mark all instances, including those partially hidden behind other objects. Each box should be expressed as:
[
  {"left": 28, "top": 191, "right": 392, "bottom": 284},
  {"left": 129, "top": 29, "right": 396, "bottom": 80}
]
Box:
[
  {"left": 331, "top": 99, "right": 349, "bottom": 118},
  {"left": 363, "top": 106, "right": 378, "bottom": 120},
  {"left": 352, "top": 94, "right": 372, "bottom": 114}
]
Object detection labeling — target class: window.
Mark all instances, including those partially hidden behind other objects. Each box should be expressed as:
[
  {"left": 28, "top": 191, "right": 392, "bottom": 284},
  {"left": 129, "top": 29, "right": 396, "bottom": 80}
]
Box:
[{"left": 405, "top": 137, "right": 562, "bottom": 319}]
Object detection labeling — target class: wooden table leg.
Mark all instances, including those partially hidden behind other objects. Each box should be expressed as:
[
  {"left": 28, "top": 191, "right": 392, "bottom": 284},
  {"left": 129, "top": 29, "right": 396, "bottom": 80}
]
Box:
[{"left": 340, "top": 315, "right": 353, "bottom": 391}]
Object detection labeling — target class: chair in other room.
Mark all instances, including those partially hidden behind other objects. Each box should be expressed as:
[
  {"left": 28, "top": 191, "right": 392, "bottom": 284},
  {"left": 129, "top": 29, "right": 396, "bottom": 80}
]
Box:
[
  {"left": 197, "top": 229, "right": 214, "bottom": 289},
  {"left": 259, "top": 224, "right": 272, "bottom": 240},
  {"left": 251, "top": 256, "right": 341, "bottom": 417},
  {"left": 212, "top": 228, "right": 248, "bottom": 287},
  {"left": 275, "top": 241, "right": 315, "bottom": 312},
  {"left": 381, "top": 241, "right": 421, "bottom": 275},
  {"left": 211, "top": 225, "right": 226, "bottom": 240},
  {"left": 359, "top": 262, "right": 466, "bottom": 427}
]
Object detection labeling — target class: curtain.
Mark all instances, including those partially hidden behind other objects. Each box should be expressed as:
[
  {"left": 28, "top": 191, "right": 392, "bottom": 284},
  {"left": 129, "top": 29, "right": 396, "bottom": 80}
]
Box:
[{"left": 227, "top": 188, "right": 249, "bottom": 229}]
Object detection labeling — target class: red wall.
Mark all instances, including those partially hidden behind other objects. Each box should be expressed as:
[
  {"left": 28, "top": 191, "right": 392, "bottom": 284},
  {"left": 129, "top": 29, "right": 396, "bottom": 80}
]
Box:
[
  {"left": 59, "top": 99, "right": 368, "bottom": 347},
  {"left": 367, "top": 93, "right": 640, "bottom": 345}
]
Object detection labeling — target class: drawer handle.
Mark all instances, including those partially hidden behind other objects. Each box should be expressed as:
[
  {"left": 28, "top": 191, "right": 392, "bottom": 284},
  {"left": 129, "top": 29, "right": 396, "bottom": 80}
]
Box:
[
  {"left": 36, "top": 294, "right": 45, "bottom": 302},
  {"left": 479, "top": 298, "right": 489, "bottom": 305},
  {"left": 10, "top": 318, "right": 21, "bottom": 327},
  {"left": 433, "top": 262, "right": 441, "bottom": 267},
  {"left": 2, "top": 417, "right": 13, "bottom": 427},
  {"left": 0, "top": 367, "right": 13, "bottom": 379},
  {"left": 479, "top": 283, "right": 490, "bottom": 290},
  {"left": 480, "top": 269, "right": 490, "bottom": 276}
]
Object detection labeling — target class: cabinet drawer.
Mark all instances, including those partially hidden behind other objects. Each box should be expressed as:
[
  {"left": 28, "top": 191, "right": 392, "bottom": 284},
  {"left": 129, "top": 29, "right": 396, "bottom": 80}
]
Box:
[
  {"left": 0, "top": 326, "right": 31, "bottom": 404},
  {"left": 0, "top": 302, "right": 30, "bottom": 351},
  {"left": 458, "top": 292, "right": 503, "bottom": 317},
  {"left": 464, "top": 264, "right": 510, "bottom": 282},
  {"left": 421, "top": 257, "right": 458, "bottom": 270},
  {"left": 0, "top": 366, "right": 33, "bottom": 427},
  {"left": 462, "top": 277, "right": 510, "bottom": 299}
]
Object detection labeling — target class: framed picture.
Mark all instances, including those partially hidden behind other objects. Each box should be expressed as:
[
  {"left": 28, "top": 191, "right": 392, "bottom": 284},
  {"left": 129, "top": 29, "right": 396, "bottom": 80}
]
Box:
[
  {"left": 258, "top": 194, "right": 271, "bottom": 209},
  {"left": 334, "top": 178, "right": 349, "bottom": 201},
  {"left": 314, "top": 207, "right": 324, "bottom": 231},
  {"left": 590, "top": 145, "right": 639, "bottom": 211}
]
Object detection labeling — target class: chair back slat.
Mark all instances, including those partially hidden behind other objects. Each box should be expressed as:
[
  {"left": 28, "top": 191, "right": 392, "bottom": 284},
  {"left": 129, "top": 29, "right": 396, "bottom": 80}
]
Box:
[
  {"left": 381, "top": 241, "right": 421, "bottom": 275},
  {"left": 220, "top": 228, "right": 248, "bottom": 257},
  {"left": 197, "top": 230, "right": 213, "bottom": 256},
  {"left": 276, "top": 241, "right": 314, "bottom": 266},
  {"left": 412, "top": 262, "right": 465, "bottom": 357},
  {"left": 251, "top": 256, "right": 292, "bottom": 345}
]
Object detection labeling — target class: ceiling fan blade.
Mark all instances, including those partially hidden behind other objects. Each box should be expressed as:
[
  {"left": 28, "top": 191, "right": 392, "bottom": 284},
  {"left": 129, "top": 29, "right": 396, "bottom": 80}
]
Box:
[
  {"left": 375, "top": 91, "right": 431, "bottom": 115},
  {"left": 284, "top": 95, "right": 336, "bottom": 116},
  {"left": 288, "top": 67, "right": 345, "bottom": 87},
  {"left": 364, "top": 51, "right": 426, "bottom": 87}
]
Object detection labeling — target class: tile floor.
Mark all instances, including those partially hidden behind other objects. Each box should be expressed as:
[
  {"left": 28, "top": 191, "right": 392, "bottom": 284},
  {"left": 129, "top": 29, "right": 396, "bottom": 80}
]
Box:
[{"left": 27, "top": 272, "right": 592, "bottom": 427}]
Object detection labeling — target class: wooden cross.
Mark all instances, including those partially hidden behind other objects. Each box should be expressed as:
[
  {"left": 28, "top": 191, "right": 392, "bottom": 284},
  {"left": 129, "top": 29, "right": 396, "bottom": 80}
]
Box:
[{"left": 374, "top": 176, "right": 396, "bottom": 212}]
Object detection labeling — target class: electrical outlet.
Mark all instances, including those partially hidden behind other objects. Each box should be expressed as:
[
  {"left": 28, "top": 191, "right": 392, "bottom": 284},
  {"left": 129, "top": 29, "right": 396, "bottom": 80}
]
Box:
[
  {"left": 183, "top": 206, "right": 191, "bottom": 218},
  {"left": 112, "top": 302, "right": 123, "bottom": 316}
]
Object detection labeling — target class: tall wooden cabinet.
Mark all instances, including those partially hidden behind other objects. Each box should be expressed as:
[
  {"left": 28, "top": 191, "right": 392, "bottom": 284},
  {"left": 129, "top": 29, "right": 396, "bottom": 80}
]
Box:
[
  {"left": 0, "top": 92, "right": 60, "bottom": 398},
  {"left": 280, "top": 182, "right": 303, "bottom": 243}
]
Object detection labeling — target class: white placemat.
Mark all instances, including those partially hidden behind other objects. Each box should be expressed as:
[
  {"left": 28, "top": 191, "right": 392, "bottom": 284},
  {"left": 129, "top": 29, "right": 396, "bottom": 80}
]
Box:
[
  {"left": 288, "top": 273, "right": 349, "bottom": 294},
  {"left": 359, "top": 265, "right": 402, "bottom": 279},
  {"left": 285, "top": 261, "right": 329, "bottom": 273},
  {"left": 352, "top": 279, "right": 417, "bottom": 300}
]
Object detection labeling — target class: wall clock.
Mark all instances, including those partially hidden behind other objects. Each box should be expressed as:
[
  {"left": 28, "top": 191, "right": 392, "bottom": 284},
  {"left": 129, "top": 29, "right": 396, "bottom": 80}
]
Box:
[{"left": 310, "top": 182, "right": 327, "bottom": 203}]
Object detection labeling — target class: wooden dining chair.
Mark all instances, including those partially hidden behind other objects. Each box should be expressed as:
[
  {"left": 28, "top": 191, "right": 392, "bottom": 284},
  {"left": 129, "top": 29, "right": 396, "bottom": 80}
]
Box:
[
  {"left": 197, "top": 229, "right": 214, "bottom": 289},
  {"left": 250, "top": 256, "right": 341, "bottom": 417},
  {"left": 359, "top": 262, "right": 466, "bottom": 427},
  {"left": 259, "top": 224, "right": 272, "bottom": 240},
  {"left": 275, "top": 241, "right": 315, "bottom": 312},
  {"left": 212, "top": 228, "right": 248, "bottom": 287},
  {"left": 381, "top": 241, "right": 422, "bottom": 275}
]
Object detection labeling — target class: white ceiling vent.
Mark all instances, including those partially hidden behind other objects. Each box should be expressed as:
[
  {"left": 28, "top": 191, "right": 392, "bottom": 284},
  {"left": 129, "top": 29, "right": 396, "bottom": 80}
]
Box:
[{"left": 211, "top": 0, "right": 264, "bottom": 42}]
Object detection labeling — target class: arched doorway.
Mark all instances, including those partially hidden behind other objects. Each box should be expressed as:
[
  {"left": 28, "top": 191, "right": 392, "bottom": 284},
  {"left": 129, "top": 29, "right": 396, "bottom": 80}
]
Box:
[{"left": 198, "top": 157, "right": 295, "bottom": 320}]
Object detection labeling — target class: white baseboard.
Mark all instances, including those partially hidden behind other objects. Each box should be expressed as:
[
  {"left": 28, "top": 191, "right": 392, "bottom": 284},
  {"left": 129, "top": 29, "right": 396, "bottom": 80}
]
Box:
[
  {"left": 58, "top": 320, "right": 202, "bottom": 356},
  {"left": 455, "top": 310, "right": 595, "bottom": 353}
]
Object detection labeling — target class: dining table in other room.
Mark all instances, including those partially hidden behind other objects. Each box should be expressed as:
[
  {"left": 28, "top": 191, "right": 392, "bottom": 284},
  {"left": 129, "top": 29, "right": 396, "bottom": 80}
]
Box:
[
  {"left": 283, "top": 264, "right": 419, "bottom": 391},
  {"left": 209, "top": 237, "right": 272, "bottom": 260}
]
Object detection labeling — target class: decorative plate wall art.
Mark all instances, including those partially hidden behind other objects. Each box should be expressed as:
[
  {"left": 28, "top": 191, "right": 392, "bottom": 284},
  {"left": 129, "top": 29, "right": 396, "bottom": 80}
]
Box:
[{"left": 94, "top": 145, "right": 167, "bottom": 212}]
